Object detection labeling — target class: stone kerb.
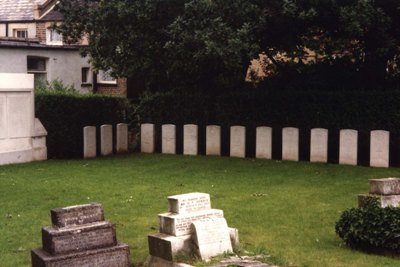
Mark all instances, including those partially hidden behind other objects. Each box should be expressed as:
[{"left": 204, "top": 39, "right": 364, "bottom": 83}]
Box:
[
  {"left": 101, "top": 124, "right": 113, "bottom": 156},
  {"left": 162, "top": 124, "right": 176, "bottom": 154},
  {"left": 141, "top": 123, "right": 155, "bottom": 153},
  {"left": 116, "top": 123, "right": 129, "bottom": 154},
  {"left": 310, "top": 128, "right": 328, "bottom": 163},
  {"left": 83, "top": 126, "right": 96, "bottom": 159},
  {"left": 370, "top": 130, "right": 389, "bottom": 168},
  {"left": 256, "top": 126, "right": 272, "bottom": 159},
  {"left": 31, "top": 203, "right": 130, "bottom": 267},
  {"left": 339, "top": 129, "right": 358, "bottom": 166},
  {"left": 183, "top": 124, "right": 198, "bottom": 156},
  {"left": 206, "top": 125, "right": 221, "bottom": 156},
  {"left": 230, "top": 126, "right": 246, "bottom": 158},
  {"left": 282, "top": 127, "right": 299, "bottom": 161}
]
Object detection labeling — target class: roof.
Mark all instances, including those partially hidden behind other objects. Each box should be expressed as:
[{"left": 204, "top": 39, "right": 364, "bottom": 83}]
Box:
[
  {"left": 0, "top": 37, "right": 86, "bottom": 50},
  {"left": 0, "top": 0, "right": 62, "bottom": 22}
]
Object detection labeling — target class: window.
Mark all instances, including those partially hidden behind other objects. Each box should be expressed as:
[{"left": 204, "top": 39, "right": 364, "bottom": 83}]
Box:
[
  {"left": 27, "top": 57, "right": 47, "bottom": 88},
  {"left": 81, "top": 67, "right": 91, "bottom": 84},
  {"left": 13, "top": 29, "right": 28, "bottom": 39},
  {"left": 46, "top": 29, "right": 63, "bottom": 45},
  {"left": 97, "top": 70, "right": 117, "bottom": 84}
]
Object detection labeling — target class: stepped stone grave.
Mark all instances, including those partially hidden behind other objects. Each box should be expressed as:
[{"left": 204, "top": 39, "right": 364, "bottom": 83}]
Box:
[
  {"left": 31, "top": 203, "right": 130, "bottom": 267},
  {"left": 358, "top": 178, "right": 400, "bottom": 208},
  {"left": 148, "top": 192, "right": 238, "bottom": 267}
]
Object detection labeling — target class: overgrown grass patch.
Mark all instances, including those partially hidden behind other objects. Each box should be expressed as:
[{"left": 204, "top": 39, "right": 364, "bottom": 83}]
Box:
[{"left": 1, "top": 154, "right": 400, "bottom": 266}]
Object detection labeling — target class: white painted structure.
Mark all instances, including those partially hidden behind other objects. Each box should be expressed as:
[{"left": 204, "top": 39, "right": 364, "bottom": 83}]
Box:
[{"left": 0, "top": 73, "right": 47, "bottom": 165}]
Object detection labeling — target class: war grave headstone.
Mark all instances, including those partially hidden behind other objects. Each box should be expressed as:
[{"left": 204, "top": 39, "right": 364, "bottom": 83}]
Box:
[
  {"left": 31, "top": 203, "right": 130, "bottom": 267},
  {"left": 310, "top": 128, "right": 328, "bottom": 163},
  {"left": 183, "top": 124, "right": 198, "bottom": 155},
  {"left": 101, "top": 124, "right": 113, "bottom": 156},
  {"left": 141, "top": 123, "right": 155, "bottom": 153},
  {"left": 358, "top": 178, "right": 400, "bottom": 208},
  {"left": 116, "top": 123, "right": 129, "bottom": 154},
  {"left": 256, "top": 126, "right": 272, "bottom": 159},
  {"left": 162, "top": 124, "right": 176, "bottom": 154},
  {"left": 282, "top": 127, "right": 299, "bottom": 161},
  {"left": 370, "top": 130, "right": 389, "bottom": 168},
  {"left": 148, "top": 193, "right": 238, "bottom": 267},
  {"left": 84, "top": 126, "right": 96, "bottom": 158},
  {"left": 230, "top": 126, "right": 246, "bottom": 158},
  {"left": 339, "top": 129, "right": 358, "bottom": 166},
  {"left": 206, "top": 125, "right": 221, "bottom": 156}
]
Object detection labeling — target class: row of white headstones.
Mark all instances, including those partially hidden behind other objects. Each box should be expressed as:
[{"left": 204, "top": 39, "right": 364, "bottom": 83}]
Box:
[{"left": 141, "top": 123, "right": 390, "bottom": 168}]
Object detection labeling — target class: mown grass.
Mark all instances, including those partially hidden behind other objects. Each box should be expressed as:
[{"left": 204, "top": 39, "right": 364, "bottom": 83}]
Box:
[{"left": 1, "top": 154, "right": 400, "bottom": 266}]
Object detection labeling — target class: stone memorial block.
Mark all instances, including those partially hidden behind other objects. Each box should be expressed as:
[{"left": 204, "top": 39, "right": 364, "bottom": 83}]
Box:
[
  {"left": 32, "top": 203, "right": 130, "bottom": 267},
  {"left": 116, "top": 123, "right": 129, "bottom": 154},
  {"left": 369, "top": 178, "right": 400, "bottom": 195},
  {"left": 183, "top": 124, "right": 198, "bottom": 155},
  {"left": 168, "top": 192, "right": 211, "bottom": 214},
  {"left": 230, "top": 126, "right": 246, "bottom": 158},
  {"left": 162, "top": 124, "right": 176, "bottom": 154},
  {"left": 310, "top": 128, "right": 328, "bottom": 163},
  {"left": 159, "top": 209, "right": 224, "bottom": 237},
  {"left": 148, "top": 233, "right": 192, "bottom": 261},
  {"left": 0, "top": 73, "right": 47, "bottom": 165},
  {"left": 191, "top": 217, "right": 233, "bottom": 260},
  {"left": 256, "top": 126, "right": 272, "bottom": 159},
  {"left": 339, "top": 129, "right": 358, "bottom": 166},
  {"left": 83, "top": 126, "right": 96, "bottom": 159},
  {"left": 51, "top": 203, "right": 104, "bottom": 228},
  {"left": 358, "top": 194, "right": 400, "bottom": 208},
  {"left": 370, "top": 130, "right": 389, "bottom": 168},
  {"left": 141, "top": 123, "right": 155, "bottom": 153},
  {"left": 206, "top": 125, "right": 221, "bottom": 156},
  {"left": 101, "top": 124, "right": 113, "bottom": 156},
  {"left": 282, "top": 127, "right": 299, "bottom": 161}
]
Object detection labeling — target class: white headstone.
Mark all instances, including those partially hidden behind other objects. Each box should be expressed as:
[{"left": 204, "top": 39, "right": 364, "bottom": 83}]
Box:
[
  {"left": 370, "top": 130, "right": 389, "bottom": 168},
  {"left": 162, "top": 124, "right": 176, "bottom": 154},
  {"left": 116, "top": 123, "right": 128, "bottom": 154},
  {"left": 310, "top": 128, "right": 328, "bottom": 163},
  {"left": 168, "top": 193, "right": 211, "bottom": 214},
  {"left": 282, "top": 127, "right": 299, "bottom": 161},
  {"left": 230, "top": 126, "right": 245, "bottom": 158},
  {"left": 255, "top": 126, "right": 272, "bottom": 159},
  {"left": 206, "top": 125, "right": 221, "bottom": 156},
  {"left": 339, "top": 129, "right": 358, "bottom": 166},
  {"left": 141, "top": 123, "right": 155, "bottom": 153},
  {"left": 183, "top": 124, "right": 198, "bottom": 155},
  {"left": 191, "top": 217, "right": 233, "bottom": 260},
  {"left": 83, "top": 126, "right": 96, "bottom": 158},
  {"left": 100, "top": 124, "right": 113, "bottom": 156}
]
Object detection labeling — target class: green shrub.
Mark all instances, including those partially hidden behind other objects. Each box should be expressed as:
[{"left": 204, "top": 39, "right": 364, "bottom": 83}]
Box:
[
  {"left": 335, "top": 199, "right": 400, "bottom": 254},
  {"left": 35, "top": 91, "right": 133, "bottom": 159},
  {"left": 35, "top": 78, "right": 79, "bottom": 94}
]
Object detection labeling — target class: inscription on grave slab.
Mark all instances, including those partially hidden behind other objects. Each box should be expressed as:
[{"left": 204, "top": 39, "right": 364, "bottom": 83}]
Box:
[
  {"left": 369, "top": 178, "right": 400, "bottom": 195},
  {"left": 168, "top": 193, "right": 211, "bottom": 214},
  {"left": 191, "top": 217, "right": 233, "bottom": 260},
  {"left": 51, "top": 203, "right": 104, "bottom": 228}
]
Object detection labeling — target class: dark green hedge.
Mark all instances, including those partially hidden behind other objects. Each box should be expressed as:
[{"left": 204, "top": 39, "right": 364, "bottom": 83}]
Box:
[
  {"left": 35, "top": 92, "right": 132, "bottom": 159},
  {"left": 136, "top": 90, "right": 400, "bottom": 165}
]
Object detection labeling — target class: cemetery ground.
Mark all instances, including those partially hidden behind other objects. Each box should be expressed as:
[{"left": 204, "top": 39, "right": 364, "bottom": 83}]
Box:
[{"left": 1, "top": 154, "right": 400, "bottom": 267}]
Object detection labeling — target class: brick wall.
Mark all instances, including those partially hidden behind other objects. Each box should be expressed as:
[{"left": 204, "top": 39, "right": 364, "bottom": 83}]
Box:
[
  {"left": 96, "top": 78, "right": 127, "bottom": 97},
  {"left": 36, "top": 22, "right": 46, "bottom": 43}
]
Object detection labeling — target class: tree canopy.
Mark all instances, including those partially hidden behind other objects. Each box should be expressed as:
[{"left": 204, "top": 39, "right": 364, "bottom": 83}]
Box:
[{"left": 56, "top": 0, "right": 400, "bottom": 92}]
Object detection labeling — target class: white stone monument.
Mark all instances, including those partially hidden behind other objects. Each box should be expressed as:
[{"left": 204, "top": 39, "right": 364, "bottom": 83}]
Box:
[
  {"left": 162, "top": 124, "right": 176, "bottom": 154},
  {"left": 0, "top": 73, "right": 47, "bottom": 165},
  {"left": 206, "top": 125, "right": 221, "bottom": 156},
  {"left": 256, "top": 126, "right": 272, "bottom": 159},
  {"left": 100, "top": 124, "right": 113, "bottom": 156},
  {"left": 370, "top": 130, "right": 389, "bottom": 168},
  {"left": 339, "top": 129, "right": 358, "bottom": 166},
  {"left": 141, "top": 123, "right": 155, "bottom": 153},
  {"left": 230, "top": 126, "right": 245, "bottom": 158},
  {"left": 282, "top": 127, "right": 299, "bottom": 161},
  {"left": 310, "top": 128, "right": 328, "bottom": 163},
  {"left": 116, "top": 123, "right": 128, "bottom": 154},
  {"left": 183, "top": 124, "right": 198, "bottom": 155},
  {"left": 83, "top": 126, "right": 96, "bottom": 159}
]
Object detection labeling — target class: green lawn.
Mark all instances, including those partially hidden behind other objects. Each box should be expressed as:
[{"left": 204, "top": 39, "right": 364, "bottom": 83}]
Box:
[{"left": 1, "top": 154, "right": 400, "bottom": 267}]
